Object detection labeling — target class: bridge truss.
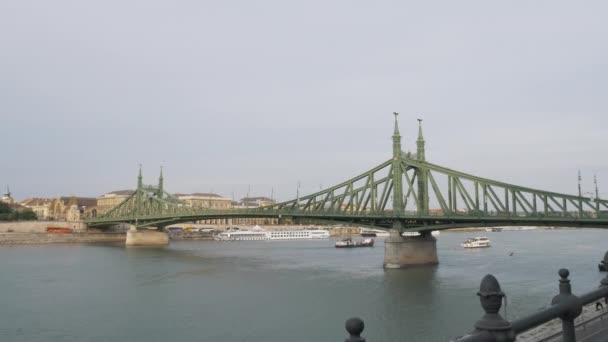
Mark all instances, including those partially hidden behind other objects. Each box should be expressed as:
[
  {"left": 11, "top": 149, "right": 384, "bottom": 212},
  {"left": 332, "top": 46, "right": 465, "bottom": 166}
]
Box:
[{"left": 86, "top": 114, "right": 608, "bottom": 231}]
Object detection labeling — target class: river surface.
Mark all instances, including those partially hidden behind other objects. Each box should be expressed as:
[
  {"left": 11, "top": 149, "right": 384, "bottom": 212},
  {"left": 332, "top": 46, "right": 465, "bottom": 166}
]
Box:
[{"left": 0, "top": 229, "right": 607, "bottom": 342}]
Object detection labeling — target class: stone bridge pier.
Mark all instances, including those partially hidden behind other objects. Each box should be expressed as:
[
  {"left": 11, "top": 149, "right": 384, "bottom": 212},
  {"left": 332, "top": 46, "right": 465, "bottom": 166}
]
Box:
[
  {"left": 125, "top": 225, "right": 169, "bottom": 246},
  {"left": 383, "top": 229, "right": 438, "bottom": 268}
]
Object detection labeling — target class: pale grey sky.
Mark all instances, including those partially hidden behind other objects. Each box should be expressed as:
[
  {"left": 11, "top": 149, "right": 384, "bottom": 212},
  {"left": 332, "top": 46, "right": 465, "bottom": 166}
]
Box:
[{"left": 1, "top": 0, "right": 607, "bottom": 202}]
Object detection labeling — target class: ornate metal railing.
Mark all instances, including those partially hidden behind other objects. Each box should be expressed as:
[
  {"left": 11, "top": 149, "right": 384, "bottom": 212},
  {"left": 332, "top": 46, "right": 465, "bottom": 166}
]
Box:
[{"left": 343, "top": 251, "right": 608, "bottom": 342}]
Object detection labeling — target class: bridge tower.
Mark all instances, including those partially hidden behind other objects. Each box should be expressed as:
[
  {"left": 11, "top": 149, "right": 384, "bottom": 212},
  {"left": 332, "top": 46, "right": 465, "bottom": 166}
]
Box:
[
  {"left": 384, "top": 114, "right": 438, "bottom": 268},
  {"left": 135, "top": 165, "right": 143, "bottom": 217},
  {"left": 124, "top": 165, "right": 170, "bottom": 246},
  {"left": 392, "top": 112, "right": 404, "bottom": 222},
  {"left": 416, "top": 119, "right": 429, "bottom": 215},
  {"left": 158, "top": 166, "right": 164, "bottom": 200}
]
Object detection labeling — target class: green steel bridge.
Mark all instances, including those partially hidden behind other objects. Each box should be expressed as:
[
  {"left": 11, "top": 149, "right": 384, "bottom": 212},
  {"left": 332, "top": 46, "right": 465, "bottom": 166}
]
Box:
[{"left": 85, "top": 114, "right": 608, "bottom": 233}]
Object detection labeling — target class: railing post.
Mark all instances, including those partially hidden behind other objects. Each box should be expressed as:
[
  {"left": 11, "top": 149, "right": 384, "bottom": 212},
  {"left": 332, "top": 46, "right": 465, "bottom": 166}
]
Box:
[
  {"left": 551, "top": 269, "right": 582, "bottom": 342},
  {"left": 469, "top": 274, "right": 515, "bottom": 341},
  {"left": 345, "top": 317, "right": 365, "bottom": 342},
  {"left": 600, "top": 259, "right": 608, "bottom": 312}
]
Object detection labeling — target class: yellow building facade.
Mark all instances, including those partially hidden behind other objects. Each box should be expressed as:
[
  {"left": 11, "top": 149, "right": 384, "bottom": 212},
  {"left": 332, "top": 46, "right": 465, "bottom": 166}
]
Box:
[{"left": 96, "top": 190, "right": 135, "bottom": 214}]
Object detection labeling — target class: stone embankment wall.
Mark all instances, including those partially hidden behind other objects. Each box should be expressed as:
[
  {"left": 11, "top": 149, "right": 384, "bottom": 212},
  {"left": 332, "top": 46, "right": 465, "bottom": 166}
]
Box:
[
  {"left": 0, "top": 221, "right": 127, "bottom": 244},
  {"left": 0, "top": 220, "right": 87, "bottom": 233},
  {"left": 0, "top": 232, "right": 126, "bottom": 245}
]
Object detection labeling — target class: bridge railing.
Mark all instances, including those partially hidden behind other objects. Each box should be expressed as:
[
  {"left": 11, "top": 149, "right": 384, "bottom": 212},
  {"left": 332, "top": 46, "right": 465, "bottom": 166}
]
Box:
[{"left": 343, "top": 251, "right": 608, "bottom": 342}]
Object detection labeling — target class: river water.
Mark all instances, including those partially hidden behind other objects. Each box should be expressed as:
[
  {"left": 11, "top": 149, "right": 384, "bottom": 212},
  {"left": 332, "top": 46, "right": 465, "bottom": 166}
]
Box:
[{"left": 1, "top": 229, "right": 607, "bottom": 342}]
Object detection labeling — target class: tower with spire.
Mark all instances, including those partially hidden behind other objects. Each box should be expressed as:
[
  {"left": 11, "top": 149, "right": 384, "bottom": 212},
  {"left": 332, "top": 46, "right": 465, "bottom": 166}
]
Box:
[
  {"left": 135, "top": 165, "right": 143, "bottom": 214},
  {"left": 137, "top": 164, "right": 143, "bottom": 189},
  {"left": 392, "top": 112, "right": 404, "bottom": 218},
  {"left": 158, "top": 166, "right": 164, "bottom": 199},
  {"left": 416, "top": 119, "right": 426, "bottom": 162},
  {"left": 578, "top": 170, "right": 582, "bottom": 197},
  {"left": 416, "top": 118, "right": 428, "bottom": 215},
  {"left": 1, "top": 186, "right": 14, "bottom": 205}
]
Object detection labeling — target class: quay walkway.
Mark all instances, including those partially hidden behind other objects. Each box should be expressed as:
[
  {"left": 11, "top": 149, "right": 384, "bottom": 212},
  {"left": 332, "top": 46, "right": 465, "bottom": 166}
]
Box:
[{"left": 517, "top": 302, "right": 608, "bottom": 341}]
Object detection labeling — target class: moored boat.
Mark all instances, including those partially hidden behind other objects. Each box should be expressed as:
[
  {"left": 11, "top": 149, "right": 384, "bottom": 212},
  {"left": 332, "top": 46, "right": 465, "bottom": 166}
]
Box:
[
  {"left": 360, "top": 229, "right": 389, "bottom": 237},
  {"left": 215, "top": 227, "right": 330, "bottom": 241},
  {"left": 461, "top": 236, "right": 491, "bottom": 248},
  {"left": 402, "top": 230, "right": 440, "bottom": 237},
  {"left": 335, "top": 238, "right": 374, "bottom": 248}
]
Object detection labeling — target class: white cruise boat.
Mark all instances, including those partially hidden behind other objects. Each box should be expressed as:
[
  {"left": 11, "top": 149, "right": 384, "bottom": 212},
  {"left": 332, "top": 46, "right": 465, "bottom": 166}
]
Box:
[
  {"left": 215, "top": 227, "right": 330, "bottom": 241},
  {"left": 361, "top": 229, "right": 390, "bottom": 237},
  {"left": 402, "top": 230, "right": 440, "bottom": 237},
  {"left": 215, "top": 228, "right": 269, "bottom": 241},
  {"left": 461, "top": 236, "right": 491, "bottom": 248},
  {"left": 267, "top": 229, "right": 329, "bottom": 240}
]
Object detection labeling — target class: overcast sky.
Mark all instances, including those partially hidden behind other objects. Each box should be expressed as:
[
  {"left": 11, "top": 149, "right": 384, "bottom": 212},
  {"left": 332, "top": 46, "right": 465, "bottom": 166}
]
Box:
[{"left": 1, "top": 0, "right": 607, "bottom": 202}]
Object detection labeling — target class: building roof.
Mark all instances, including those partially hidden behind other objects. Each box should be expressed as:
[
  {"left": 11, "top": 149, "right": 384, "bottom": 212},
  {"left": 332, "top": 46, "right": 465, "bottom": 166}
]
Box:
[
  {"left": 8, "top": 202, "right": 27, "bottom": 211},
  {"left": 20, "top": 198, "right": 52, "bottom": 206},
  {"left": 59, "top": 197, "right": 97, "bottom": 208},
  {"left": 240, "top": 197, "right": 274, "bottom": 202},
  {"left": 109, "top": 190, "right": 135, "bottom": 195},
  {"left": 174, "top": 193, "right": 227, "bottom": 198}
]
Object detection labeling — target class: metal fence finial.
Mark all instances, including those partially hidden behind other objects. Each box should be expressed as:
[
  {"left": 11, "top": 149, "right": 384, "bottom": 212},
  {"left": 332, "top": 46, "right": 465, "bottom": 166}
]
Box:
[
  {"left": 473, "top": 274, "right": 515, "bottom": 341},
  {"left": 345, "top": 317, "right": 365, "bottom": 342}
]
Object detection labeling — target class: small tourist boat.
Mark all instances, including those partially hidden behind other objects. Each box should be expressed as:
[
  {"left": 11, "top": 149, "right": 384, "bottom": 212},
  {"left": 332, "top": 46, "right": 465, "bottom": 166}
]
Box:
[
  {"left": 335, "top": 238, "right": 374, "bottom": 248},
  {"left": 461, "top": 236, "right": 491, "bottom": 248},
  {"left": 484, "top": 227, "right": 503, "bottom": 232}
]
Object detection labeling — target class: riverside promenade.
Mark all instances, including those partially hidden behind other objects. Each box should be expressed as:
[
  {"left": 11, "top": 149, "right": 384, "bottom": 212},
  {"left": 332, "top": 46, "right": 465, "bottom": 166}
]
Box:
[{"left": 516, "top": 302, "right": 608, "bottom": 342}]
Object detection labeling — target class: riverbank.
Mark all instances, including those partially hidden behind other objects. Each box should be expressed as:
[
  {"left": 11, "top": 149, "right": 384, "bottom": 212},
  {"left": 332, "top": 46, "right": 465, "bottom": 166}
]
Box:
[
  {"left": 516, "top": 301, "right": 608, "bottom": 341},
  {"left": 0, "top": 220, "right": 87, "bottom": 233},
  {"left": 0, "top": 232, "right": 126, "bottom": 244}
]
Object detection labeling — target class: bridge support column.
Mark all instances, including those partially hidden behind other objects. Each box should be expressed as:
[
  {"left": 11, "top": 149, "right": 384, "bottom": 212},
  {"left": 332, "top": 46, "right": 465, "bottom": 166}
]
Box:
[
  {"left": 125, "top": 226, "right": 169, "bottom": 246},
  {"left": 383, "top": 230, "right": 438, "bottom": 268}
]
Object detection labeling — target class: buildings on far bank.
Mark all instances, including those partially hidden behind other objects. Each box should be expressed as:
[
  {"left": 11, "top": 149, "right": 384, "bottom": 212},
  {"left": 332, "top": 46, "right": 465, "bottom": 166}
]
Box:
[
  {"left": 19, "top": 197, "right": 97, "bottom": 221},
  {"left": 238, "top": 196, "right": 275, "bottom": 208},
  {"left": 15, "top": 187, "right": 280, "bottom": 226},
  {"left": 175, "top": 193, "right": 232, "bottom": 210},
  {"left": 96, "top": 190, "right": 135, "bottom": 214},
  {"left": 174, "top": 193, "right": 278, "bottom": 225}
]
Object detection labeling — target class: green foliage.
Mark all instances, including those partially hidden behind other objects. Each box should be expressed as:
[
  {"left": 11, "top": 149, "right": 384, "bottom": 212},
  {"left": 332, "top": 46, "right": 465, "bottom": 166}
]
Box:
[
  {"left": 0, "top": 202, "right": 11, "bottom": 214},
  {"left": 0, "top": 205, "right": 38, "bottom": 221},
  {"left": 19, "top": 210, "right": 37, "bottom": 221}
]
